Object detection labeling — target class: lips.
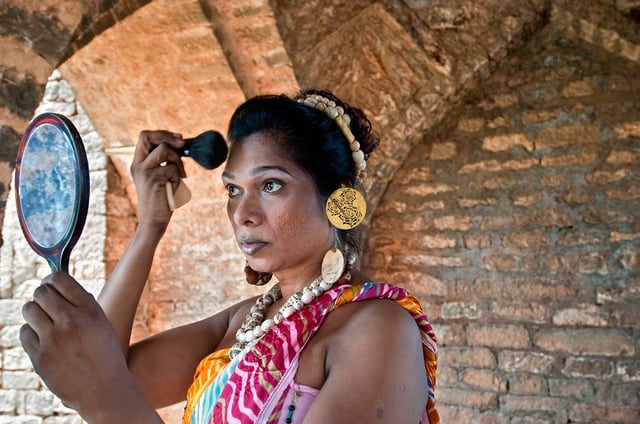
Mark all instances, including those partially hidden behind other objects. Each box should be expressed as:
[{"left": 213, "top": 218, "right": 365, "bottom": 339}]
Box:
[{"left": 239, "top": 238, "right": 268, "bottom": 255}]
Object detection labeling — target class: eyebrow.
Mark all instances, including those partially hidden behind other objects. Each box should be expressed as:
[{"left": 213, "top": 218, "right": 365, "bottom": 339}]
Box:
[{"left": 222, "top": 165, "right": 297, "bottom": 180}]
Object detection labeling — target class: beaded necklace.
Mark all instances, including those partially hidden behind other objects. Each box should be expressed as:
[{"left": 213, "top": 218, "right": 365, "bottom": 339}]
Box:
[{"left": 230, "top": 262, "right": 351, "bottom": 359}]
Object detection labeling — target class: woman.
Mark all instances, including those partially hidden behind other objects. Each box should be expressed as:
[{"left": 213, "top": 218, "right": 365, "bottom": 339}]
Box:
[{"left": 20, "top": 89, "right": 439, "bottom": 423}]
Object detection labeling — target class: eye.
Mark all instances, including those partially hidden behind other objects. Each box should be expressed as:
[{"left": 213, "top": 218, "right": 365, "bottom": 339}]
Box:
[
  {"left": 263, "top": 180, "right": 283, "bottom": 193},
  {"left": 226, "top": 184, "right": 241, "bottom": 198}
]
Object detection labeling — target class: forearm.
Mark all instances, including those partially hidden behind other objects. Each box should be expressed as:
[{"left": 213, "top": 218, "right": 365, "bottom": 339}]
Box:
[
  {"left": 98, "top": 225, "right": 164, "bottom": 356},
  {"left": 79, "top": 375, "right": 165, "bottom": 424}
]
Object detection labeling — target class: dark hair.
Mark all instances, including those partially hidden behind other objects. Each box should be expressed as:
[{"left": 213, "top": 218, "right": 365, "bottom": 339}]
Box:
[{"left": 227, "top": 89, "right": 380, "bottom": 254}]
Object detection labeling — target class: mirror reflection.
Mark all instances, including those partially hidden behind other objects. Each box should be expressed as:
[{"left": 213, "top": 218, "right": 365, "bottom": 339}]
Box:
[{"left": 18, "top": 122, "right": 77, "bottom": 248}]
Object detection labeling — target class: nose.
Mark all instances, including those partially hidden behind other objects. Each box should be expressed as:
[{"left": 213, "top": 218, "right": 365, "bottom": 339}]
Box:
[{"left": 229, "top": 192, "right": 262, "bottom": 227}]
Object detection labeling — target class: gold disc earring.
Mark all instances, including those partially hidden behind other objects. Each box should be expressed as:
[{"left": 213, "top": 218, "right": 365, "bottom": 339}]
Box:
[{"left": 325, "top": 187, "right": 366, "bottom": 230}]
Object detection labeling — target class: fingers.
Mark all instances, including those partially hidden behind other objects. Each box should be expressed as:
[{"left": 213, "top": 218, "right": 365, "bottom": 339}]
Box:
[
  {"left": 42, "top": 272, "right": 91, "bottom": 306},
  {"left": 133, "top": 130, "right": 187, "bottom": 178},
  {"left": 20, "top": 309, "right": 45, "bottom": 350},
  {"left": 19, "top": 323, "right": 41, "bottom": 369},
  {"left": 137, "top": 162, "right": 184, "bottom": 209},
  {"left": 26, "top": 274, "right": 89, "bottom": 328},
  {"left": 133, "top": 130, "right": 181, "bottom": 163}
]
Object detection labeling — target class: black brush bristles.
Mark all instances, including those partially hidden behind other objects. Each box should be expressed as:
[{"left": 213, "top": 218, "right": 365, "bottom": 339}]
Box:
[{"left": 177, "top": 130, "right": 228, "bottom": 170}]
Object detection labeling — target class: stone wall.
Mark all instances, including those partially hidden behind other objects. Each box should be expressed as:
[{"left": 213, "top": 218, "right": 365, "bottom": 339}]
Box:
[
  {"left": 0, "top": 71, "right": 108, "bottom": 423},
  {"left": 366, "top": 23, "right": 640, "bottom": 423}
]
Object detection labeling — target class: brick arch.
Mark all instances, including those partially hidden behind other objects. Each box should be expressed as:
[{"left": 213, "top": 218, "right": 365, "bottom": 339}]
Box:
[
  {"left": 1, "top": 0, "right": 152, "bottom": 120},
  {"left": 0, "top": 0, "right": 152, "bottom": 241},
  {"left": 1, "top": 0, "right": 640, "bottom": 422}
]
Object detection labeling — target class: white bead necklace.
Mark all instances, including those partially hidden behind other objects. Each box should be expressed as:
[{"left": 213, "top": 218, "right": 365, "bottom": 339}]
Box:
[{"left": 230, "top": 254, "right": 351, "bottom": 359}]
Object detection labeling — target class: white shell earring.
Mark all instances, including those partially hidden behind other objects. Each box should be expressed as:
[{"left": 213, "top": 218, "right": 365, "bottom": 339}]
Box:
[{"left": 321, "top": 247, "right": 345, "bottom": 285}]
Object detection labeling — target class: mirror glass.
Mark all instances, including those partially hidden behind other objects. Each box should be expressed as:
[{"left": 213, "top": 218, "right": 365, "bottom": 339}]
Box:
[{"left": 15, "top": 113, "right": 89, "bottom": 273}]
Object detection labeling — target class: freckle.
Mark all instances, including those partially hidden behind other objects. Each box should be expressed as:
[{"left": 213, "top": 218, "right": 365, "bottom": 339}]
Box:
[
  {"left": 399, "top": 383, "right": 407, "bottom": 393},
  {"left": 376, "top": 407, "right": 384, "bottom": 418}
]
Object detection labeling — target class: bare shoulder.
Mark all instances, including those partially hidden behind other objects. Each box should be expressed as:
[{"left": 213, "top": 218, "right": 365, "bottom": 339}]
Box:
[
  {"left": 327, "top": 296, "right": 422, "bottom": 353},
  {"left": 302, "top": 290, "right": 429, "bottom": 423}
]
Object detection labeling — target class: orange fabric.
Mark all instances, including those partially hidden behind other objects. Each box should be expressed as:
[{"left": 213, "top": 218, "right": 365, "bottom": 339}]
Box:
[{"left": 184, "top": 347, "right": 231, "bottom": 424}]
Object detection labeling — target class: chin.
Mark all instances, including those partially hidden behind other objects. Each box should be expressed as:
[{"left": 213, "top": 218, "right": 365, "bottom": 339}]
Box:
[{"left": 246, "top": 259, "right": 273, "bottom": 274}]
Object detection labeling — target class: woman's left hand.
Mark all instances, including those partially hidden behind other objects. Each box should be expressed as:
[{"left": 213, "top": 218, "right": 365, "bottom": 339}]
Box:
[{"left": 19, "top": 272, "right": 159, "bottom": 422}]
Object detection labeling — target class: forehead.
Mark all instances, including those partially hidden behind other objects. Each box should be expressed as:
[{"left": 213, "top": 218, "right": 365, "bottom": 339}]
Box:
[{"left": 224, "top": 132, "right": 297, "bottom": 173}]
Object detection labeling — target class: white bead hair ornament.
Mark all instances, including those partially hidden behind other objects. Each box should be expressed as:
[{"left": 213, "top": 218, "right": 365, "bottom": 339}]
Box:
[{"left": 297, "top": 94, "right": 367, "bottom": 184}]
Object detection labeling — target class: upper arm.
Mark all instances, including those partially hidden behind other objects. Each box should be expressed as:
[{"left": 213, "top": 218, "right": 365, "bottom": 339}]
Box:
[
  {"left": 305, "top": 300, "right": 428, "bottom": 424},
  {"left": 125, "top": 304, "right": 235, "bottom": 408}
]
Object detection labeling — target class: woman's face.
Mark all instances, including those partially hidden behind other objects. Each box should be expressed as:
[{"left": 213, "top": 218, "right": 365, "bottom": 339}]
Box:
[{"left": 222, "top": 132, "right": 333, "bottom": 277}]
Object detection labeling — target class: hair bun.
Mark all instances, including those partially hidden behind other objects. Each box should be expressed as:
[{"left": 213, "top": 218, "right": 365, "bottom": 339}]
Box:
[
  {"left": 300, "top": 89, "right": 380, "bottom": 160},
  {"left": 348, "top": 106, "right": 379, "bottom": 159}
]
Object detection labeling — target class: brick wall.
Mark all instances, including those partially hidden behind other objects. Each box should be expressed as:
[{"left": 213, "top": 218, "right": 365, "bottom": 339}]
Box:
[
  {"left": 365, "top": 24, "right": 640, "bottom": 423},
  {"left": 1, "top": 1, "right": 639, "bottom": 423}
]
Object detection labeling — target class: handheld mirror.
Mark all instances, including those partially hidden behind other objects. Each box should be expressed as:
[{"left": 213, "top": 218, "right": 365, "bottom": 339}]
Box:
[{"left": 14, "top": 113, "right": 90, "bottom": 273}]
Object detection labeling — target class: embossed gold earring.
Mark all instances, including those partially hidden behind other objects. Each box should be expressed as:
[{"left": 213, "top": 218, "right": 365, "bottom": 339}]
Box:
[{"left": 325, "top": 186, "right": 366, "bottom": 230}]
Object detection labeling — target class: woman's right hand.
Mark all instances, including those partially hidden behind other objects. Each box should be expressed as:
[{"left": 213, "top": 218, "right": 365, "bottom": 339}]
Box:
[
  {"left": 130, "top": 130, "right": 186, "bottom": 234},
  {"left": 21, "top": 272, "right": 164, "bottom": 423}
]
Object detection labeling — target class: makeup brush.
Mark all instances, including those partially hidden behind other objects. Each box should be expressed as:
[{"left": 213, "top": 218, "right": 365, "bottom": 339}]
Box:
[
  {"left": 177, "top": 130, "right": 228, "bottom": 170},
  {"left": 105, "top": 130, "right": 228, "bottom": 170}
]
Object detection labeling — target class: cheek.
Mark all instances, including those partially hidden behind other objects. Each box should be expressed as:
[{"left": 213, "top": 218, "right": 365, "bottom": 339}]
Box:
[
  {"left": 275, "top": 200, "right": 328, "bottom": 240},
  {"left": 274, "top": 207, "right": 303, "bottom": 238}
]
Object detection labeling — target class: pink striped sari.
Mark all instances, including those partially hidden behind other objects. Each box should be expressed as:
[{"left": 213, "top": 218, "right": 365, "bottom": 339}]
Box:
[{"left": 182, "top": 282, "right": 439, "bottom": 424}]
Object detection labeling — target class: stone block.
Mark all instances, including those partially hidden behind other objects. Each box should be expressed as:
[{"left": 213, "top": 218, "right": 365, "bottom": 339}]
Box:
[
  {"left": 562, "top": 357, "right": 615, "bottom": 379},
  {"left": 467, "top": 324, "right": 530, "bottom": 349},
  {"left": 0, "top": 389, "right": 18, "bottom": 413},
  {"left": 616, "top": 359, "right": 640, "bottom": 382},
  {"left": 439, "top": 346, "right": 497, "bottom": 369},
  {"left": 0, "top": 326, "right": 21, "bottom": 348},
  {"left": 441, "top": 302, "right": 481, "bottom": 320},
  {"left": 23, "top": 390, "right": 58, "bottom": 416},
  {"left": 482, "top": 133, "right": 533, "bottom": 152},
  {"left": 570, "top": 402, "right": 640, "bottom": 423},
  {"left": 552, "top": 304, "right": 608, "bottom": 326},
  {"left": 507, "top": 373, "right": 547, "bottom": 395},
  {"left": 460, "top": 368, "right": 507, "bottom": 392},
  {"left": 534, "top": 328, "right": 634, "bottom": 356},
  {"left": 548, "top": 378, "right": 595, "bottom": 398},
  {"left": 2, "top": 371, "right": 40, "bottom": 389},
  {"left": 437, "top": 387, "right": 498, "bottom": 408},
  {"left": 3, "top": 348, "right": 32, "bottom": 371},
  {"left": 498, "top": 350, "right": 555, "bottom": 374},
  {"left": 0, "top": 300, "right": 23, "bottom": 326},
  {"left": 502, "top": 230, "right": 550, "bottom": 248},
  {"left": 432, "top": 215, "right": 473, "bottom": 232},
  {"left": 0, "top": 416, "right": 42, "bottom": 424},
  {"left": 490, "top": 302, "right": 549, "bottom": 324},
  {"left": 500, "top": 395, "right": 567, "bottom": 421},
  {"left": 540, "top": 152, "right": 598, "bottom": 167}
]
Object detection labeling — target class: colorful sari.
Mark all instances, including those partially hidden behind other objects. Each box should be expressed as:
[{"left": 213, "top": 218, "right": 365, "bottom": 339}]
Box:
[{"left": 183, "top": 282, "right": 439, "bottom": 424}]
